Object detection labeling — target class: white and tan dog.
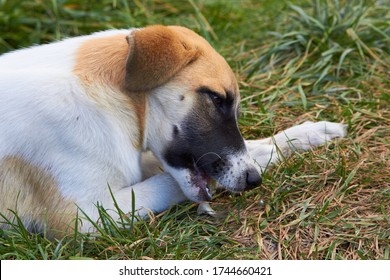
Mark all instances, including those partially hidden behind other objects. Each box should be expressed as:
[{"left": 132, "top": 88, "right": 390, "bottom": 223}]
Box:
[{"left": 0, "top": 25, "right": 347, "bottom": 237}]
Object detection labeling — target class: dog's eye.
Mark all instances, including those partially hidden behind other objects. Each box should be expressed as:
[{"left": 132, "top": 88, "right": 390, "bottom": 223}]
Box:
[
  {"left": 210, "top": 93, "right": 224, "bottom": 108},
  {"left": 196, "top": 86, "right": 226, "bottom": 110}
]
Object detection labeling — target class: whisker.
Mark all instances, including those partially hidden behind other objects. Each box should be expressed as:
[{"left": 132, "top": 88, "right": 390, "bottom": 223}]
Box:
[{"left": 195, "top": 152, "right": 222, "bottom": 168}]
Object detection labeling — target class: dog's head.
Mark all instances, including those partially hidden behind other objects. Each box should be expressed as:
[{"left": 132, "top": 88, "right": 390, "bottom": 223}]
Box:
[{"left": 125, "top": 25, "right": 261, "bottom": 202}]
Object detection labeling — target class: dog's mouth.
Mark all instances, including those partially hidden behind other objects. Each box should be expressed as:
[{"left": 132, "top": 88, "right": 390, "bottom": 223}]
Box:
[{"left": 189, "top": 161, "right": 217, "bottom": 201}]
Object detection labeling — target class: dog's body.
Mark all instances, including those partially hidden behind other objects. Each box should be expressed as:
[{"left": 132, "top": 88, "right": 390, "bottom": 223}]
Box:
[{"left": 0, "top": 26, "right": 346, "bottom": 236}]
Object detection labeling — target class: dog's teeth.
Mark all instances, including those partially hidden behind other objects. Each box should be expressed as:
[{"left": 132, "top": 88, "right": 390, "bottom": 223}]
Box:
[{"left": 205, "top": 186, "right": 212, "bottom": 199}]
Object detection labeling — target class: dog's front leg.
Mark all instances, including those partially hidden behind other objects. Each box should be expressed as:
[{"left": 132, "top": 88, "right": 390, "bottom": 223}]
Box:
[
  {"left": 246, "top": 121, "right": 348, "bottom": 173},
  {"left": 112, "top": 172, "right": 187, "bottom": 219},
  {"left": 75, "top": 173, "right": 186, "bottom": 232}
]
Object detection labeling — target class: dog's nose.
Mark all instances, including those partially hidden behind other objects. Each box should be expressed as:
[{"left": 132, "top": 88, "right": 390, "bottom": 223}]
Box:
[{"left": 246, "top": 168, "right": 262, "bottom": 190}]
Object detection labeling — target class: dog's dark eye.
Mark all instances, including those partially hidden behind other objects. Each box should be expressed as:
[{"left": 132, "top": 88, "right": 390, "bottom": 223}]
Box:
[
  {"left": 209, "top": 93, "right": 224, "bottom": 108},
  {"left": 196, "top": 86, "right": 225, "bottom": 109}
]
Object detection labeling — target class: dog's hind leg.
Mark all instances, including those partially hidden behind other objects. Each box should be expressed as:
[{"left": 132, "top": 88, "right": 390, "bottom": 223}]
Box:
[{"left": 246, "top": 121, "right": 348, "bottom": 173}]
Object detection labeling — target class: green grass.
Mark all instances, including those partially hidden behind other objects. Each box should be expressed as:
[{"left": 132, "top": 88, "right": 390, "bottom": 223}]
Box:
[{"left": 0, "top": 0, "right": 389, "bottom": 260}]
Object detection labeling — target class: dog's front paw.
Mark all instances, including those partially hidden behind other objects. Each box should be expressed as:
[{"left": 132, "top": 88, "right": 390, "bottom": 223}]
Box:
[
  {"left": 274, "top": 121, "right": 348, "bottom": 151},
  {"left": 303, "top": 121, "right": 348, "bottom": 145}
]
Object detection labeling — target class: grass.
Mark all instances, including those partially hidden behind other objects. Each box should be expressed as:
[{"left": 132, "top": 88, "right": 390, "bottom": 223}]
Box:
[{"left": 0, "top": 0, "right": 389, "bottom": 260}]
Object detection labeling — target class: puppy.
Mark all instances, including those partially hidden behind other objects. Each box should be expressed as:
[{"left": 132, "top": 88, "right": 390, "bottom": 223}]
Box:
[{"left": 0, "top": 25, "right": 347, "bottom": 237}]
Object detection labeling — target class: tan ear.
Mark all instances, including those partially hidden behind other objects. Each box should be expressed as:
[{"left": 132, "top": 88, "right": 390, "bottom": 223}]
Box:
[{"left": 125, "top": 25, "right": 199, "bottom": 92}]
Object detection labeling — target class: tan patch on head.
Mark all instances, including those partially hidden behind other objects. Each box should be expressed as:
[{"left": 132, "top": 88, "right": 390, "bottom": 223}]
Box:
[
  {"left": 0, "top": 156, "right": 77, "bottom": 238},
  {"left": 167, "top": 26, "right": 240, "bottom": 104}
]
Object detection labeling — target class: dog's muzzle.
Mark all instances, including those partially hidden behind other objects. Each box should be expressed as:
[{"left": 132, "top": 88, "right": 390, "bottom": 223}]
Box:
[{"left": 194, "top": 155, "right": 262, "bottom": 199}]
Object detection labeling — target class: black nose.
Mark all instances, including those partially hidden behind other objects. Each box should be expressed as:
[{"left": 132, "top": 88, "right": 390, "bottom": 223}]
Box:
[{"left": 246, "top": 168, "right": 262, "bottom": 190}]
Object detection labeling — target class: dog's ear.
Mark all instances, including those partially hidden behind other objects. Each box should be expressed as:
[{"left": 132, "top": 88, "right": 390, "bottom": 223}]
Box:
[{"left": 125, "top": 25, "right": 199, "bottom": 92}]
